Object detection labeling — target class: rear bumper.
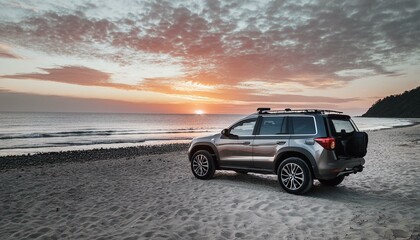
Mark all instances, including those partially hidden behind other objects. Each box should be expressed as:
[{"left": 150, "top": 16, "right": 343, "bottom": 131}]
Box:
[
  {"left": 337, "top": 165, "right": 364, "bottom": 177},
  {"left": 317, "top": 157, "right": 365, "bottom": 180}
]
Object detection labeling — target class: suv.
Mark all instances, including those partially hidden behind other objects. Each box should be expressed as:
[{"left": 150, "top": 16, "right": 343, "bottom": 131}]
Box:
[{"left": 188, "top": 108, "right": 368, "bottom": 194}]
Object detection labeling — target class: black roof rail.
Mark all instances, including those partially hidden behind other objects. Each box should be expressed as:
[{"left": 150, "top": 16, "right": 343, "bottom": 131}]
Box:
[
  {"left": 256, "top": 108, "right": 343, "bottom": 114},
  {"left": 257, "top": 108, "right": 271, "bottom": 114}
]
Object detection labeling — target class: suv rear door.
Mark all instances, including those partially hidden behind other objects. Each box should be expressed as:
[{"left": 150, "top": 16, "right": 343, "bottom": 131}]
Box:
[
  {"left": 327, "top": 115, "right": 368, "bottom": 158},
  {"left": 253, "top": 116, "right": 289, "bottom": 170},
  {"left": 288, "top": 115, "right": 319, "bottom": 154}
]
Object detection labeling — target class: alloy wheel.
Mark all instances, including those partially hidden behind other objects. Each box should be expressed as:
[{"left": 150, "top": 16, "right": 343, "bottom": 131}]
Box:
[
  {"left": 192, "top": 154, "right": 209, "bottom": 177},
  {"left": 280, "top": 163, "right": 305, "bottom": 190}
]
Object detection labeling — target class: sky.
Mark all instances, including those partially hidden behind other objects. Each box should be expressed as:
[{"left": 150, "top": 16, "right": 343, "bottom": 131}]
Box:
[{"left": 0, "top": 0, "right": 419, "bottom": 115}]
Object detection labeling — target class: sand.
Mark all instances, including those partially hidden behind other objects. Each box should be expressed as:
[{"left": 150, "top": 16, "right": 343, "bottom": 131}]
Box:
[{"left": 1, "top": 125, "right": 419, "bottom": 239}]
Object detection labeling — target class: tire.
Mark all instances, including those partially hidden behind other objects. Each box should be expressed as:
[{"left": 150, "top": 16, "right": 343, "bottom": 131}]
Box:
[
  {"left": 319, "top": 175, "right": 345, "bottom": 186},
  {"left": 234, "top": 170, "right": 248, "bottom": 174},
  {"left": 191, "top": 150, "right": 215, "bottom": 180},
  {"left": 277, "top": 157, "right": 313, "bottom": 195}
]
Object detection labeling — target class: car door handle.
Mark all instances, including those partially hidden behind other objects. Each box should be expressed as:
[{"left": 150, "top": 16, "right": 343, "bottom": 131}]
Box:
[
  {"left": 276, "top": 141, "right": 286, "bottom": 145},
  {"left": 242, "top": 141, "right": 251, "bottom": 145}
]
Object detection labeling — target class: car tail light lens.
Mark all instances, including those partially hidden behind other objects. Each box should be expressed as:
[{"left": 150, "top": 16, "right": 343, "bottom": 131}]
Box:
[{"left": 315, "top": 137, "right": 335, "bottom": 150}]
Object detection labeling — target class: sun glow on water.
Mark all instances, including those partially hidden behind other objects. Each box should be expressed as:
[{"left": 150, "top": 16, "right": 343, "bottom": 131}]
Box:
[{"left": 195, "top": 110, "right": 205, "bottom": 115}]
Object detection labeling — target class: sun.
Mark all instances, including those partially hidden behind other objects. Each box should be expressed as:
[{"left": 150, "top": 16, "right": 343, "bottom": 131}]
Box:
[{"left": 195, "top": 110, "right": 205, "bottom": 115}]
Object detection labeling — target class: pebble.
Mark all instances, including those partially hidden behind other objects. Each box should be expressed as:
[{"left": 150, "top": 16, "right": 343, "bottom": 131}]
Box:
[{"left": 0, "top": 143, "right": 189, "bottom": 170}]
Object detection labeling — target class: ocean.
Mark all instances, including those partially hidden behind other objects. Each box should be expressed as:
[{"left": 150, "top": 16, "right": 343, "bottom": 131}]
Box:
[{"left": 0, "top": 112, "right": 416, "bottom": 156}]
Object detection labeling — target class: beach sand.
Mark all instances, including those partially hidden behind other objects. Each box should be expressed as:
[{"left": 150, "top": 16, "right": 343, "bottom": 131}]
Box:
[{"left": 1, "top": 125, "right": 419, "bottom": 239}]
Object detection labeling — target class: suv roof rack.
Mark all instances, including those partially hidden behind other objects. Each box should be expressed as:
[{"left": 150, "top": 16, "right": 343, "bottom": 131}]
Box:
[{"left": 256, "top": 108, "right": 343, "bottom": 114}]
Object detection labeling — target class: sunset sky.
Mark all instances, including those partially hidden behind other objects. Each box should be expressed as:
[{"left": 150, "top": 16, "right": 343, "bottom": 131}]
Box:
[{"left": 0, "top": 0, "right": 419, "bottom": 115}]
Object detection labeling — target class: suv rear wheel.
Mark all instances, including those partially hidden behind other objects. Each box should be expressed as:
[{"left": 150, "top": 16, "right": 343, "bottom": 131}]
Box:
[
  {"left": 191, "top": 150, "right": 215, "bottom": 180},
  {"left": 278, "top": 157, "right": 313, "bottom": 194},
  {"left": 319, "top": 175, "right": 345, "bottom": 186}
]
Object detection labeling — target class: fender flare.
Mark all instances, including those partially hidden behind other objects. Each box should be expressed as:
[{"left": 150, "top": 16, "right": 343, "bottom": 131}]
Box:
[
  {"left": 274, "top": 147, "right": 320, "bottom": 178},
  {"left": 189, "top": 142, "right": 220, "bottom": 163}
]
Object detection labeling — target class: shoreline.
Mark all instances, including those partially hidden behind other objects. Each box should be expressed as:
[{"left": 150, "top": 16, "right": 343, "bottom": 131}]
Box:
[
  {"left": 1, "top": 116, "right": 418, "bottom": 159},
  {"left": 1, "top": 122, "right": 419, "bottom": 170},
  {"left": 362, "top": 121, "right": 420, "bottom": 132}
]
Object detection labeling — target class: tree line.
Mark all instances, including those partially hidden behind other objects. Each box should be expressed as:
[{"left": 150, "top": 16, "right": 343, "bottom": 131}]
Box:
[{"left": 362, "top": 86, "right": 420, "bottom": 118}]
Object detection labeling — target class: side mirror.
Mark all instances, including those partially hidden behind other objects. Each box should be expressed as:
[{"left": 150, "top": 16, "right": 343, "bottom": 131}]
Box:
[{"left": 221, "top": 128, "right": 230, "bottom": 136}]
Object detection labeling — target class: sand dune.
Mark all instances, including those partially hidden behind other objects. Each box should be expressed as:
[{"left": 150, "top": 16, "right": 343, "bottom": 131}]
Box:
[{"left": 1, "top": 125, "right": 419, "bottom": 239}]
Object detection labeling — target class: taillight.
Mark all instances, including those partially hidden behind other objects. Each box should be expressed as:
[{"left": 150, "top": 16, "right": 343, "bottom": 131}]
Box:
[{"left": 315, "top": 137, "right": 335, "bottom": 150}]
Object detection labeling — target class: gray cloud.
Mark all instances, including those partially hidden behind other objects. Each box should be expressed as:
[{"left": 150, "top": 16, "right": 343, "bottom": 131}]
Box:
[{"left": 0, "top": 0, "right": 419, "bottom": 87}]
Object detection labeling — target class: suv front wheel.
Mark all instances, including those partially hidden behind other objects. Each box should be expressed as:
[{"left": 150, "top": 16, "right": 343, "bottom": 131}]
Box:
[
  {"left": 191, "top": 150, "right": 216, "bottom": 180},
  {"left": 278, "top": 157, "right": 313, "bottom": 194}
]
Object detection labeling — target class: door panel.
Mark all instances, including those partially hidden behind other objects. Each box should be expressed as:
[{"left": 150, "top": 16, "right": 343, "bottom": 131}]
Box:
[
  {"left": 252, "top": 116, "right": 290, "bottom": 170},
  {"left": 253, "top": 136, "right": 289, "bottom": 170},
  {"left": 216, "top": 118, "right": 256, "bottom": 168},
  {"left": 217, "top": 136, "right": 254, "bottom": 168}
]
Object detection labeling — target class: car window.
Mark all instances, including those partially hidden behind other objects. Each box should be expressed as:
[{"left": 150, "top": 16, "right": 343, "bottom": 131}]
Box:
[
  {"left": 230, "top": 119, "right": 256, "bottom": 136},
  {"left": 291, "top": 116, "right": 316, "bottom": 134},
  {"left": 331, "top": 119, "right": 355, "bottom": 134},
  {"left": 258, "top": 117, "right": 286, "bottom": 135}
]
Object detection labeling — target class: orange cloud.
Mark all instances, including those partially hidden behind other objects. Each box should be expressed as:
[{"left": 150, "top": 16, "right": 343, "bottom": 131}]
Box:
[
  {"left": 0, "top": 44, "right": 21, "bottom": 59},
  {"left": 1, "top": 66, "right": 135, "bottom": 90},
  {"left": 140, "top": 77, "right": 359, "bottom": 104},
  {"left": 2, "top": 0, "right": 412, "bottom": 89},
  {"left": 1, "top": 64, "right": 360, "bottom": 108}
]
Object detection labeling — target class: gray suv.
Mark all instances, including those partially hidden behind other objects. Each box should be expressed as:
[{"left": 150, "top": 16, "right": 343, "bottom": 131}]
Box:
[{"left": 188, "top": 108, "right": 368, "bottom": 194}]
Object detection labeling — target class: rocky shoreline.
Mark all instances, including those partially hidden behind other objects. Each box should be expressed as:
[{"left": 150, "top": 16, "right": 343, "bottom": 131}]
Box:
[{"left": 0, "top": 143, "right": 189, "bottom": 170}]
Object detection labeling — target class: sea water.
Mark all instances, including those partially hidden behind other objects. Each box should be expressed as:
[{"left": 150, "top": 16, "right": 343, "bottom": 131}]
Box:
[{"left": 0, "top": 112, "right": 415, "bottom": 156}]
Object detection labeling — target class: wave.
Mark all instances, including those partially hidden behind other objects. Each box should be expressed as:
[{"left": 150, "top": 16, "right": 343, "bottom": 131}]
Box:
[
  {"left": 0, "top": 137, "right": 192, "bottom": 150},
  {"left": 0, "top": 129, "right": 215, "bottom": 140},
  {"left": 353, "top": 118, "right": 415, "bottom": 131}
]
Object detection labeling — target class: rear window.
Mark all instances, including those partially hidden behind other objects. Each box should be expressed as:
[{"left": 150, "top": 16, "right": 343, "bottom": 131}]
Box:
[
  {"left": 330, "top": 119, "right": 355, "bottom": 134},
  {"left": 291, "top": 117, "right": 316, "bottom": 134},
  {"left": 258, "top": 117, "right": 287, "bottom": 135}
]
